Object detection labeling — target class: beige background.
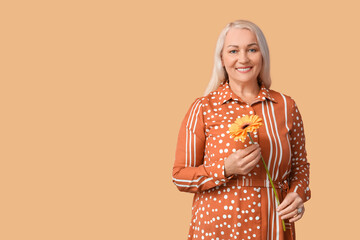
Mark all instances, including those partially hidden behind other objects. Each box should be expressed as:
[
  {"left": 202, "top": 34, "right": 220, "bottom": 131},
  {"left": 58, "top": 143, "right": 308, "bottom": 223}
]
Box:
[{"left": 1, "top": 0, "right": 359, "bottom": 239}]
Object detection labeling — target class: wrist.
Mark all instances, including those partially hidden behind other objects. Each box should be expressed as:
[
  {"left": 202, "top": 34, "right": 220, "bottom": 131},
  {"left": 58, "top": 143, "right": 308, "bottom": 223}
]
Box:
[{"left": 224, "top": 161, "right": 233, "bottom": 178}]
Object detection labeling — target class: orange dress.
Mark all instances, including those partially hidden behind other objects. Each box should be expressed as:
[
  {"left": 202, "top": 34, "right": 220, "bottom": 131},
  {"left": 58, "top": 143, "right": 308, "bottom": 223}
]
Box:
[{"left": 172, "top": 80, "right": 311, "bottom": 240}]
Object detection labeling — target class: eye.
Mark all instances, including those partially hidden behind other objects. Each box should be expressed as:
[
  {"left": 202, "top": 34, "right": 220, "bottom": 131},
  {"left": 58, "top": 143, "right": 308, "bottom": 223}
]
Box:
[
  {"left": 229, "top": 50, "right": 238, "bottom": 54},
  {"left": 249, "top": 48, "right": 257, "bottom": 53}
]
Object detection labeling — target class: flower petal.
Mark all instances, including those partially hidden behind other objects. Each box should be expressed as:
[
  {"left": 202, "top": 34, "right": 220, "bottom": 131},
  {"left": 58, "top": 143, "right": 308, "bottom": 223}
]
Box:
[{"left": 228, "top": 114, "right": 263, "bottom": 143}]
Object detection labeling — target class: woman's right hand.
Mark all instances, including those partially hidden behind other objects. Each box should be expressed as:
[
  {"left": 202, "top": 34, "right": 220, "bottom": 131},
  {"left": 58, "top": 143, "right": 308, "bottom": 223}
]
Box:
[{"left": 224, "top": 144, "right": 262, "bottom": 177}]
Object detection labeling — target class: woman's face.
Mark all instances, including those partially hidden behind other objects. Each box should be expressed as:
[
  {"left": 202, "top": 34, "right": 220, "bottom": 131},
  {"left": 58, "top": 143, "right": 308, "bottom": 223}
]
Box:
[{"left": 221, "top": 28, "right": 263, "bottom": 85}]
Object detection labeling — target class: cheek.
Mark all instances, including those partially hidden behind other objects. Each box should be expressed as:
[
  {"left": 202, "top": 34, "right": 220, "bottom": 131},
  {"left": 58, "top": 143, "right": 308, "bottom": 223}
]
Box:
[
  {"left": 250, "top": 56, "right": 262, "bottom": 71},
  {"left": 222, "top": 56, "right": 236, "bottom": 67},
  {"left": 255, "top": 54, "right": 263, "bottom": 66}
]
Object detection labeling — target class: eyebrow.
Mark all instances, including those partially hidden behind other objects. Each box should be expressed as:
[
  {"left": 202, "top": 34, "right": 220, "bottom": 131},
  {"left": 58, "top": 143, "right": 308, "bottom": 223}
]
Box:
[{"left": 226, "top": 43, "right": 258, "bottom": 48}]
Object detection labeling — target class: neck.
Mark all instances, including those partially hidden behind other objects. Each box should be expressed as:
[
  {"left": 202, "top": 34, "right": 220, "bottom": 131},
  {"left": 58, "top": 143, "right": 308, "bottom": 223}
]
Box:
[{"left": 228, "top": 79, "right": 261, "bottom": 100}]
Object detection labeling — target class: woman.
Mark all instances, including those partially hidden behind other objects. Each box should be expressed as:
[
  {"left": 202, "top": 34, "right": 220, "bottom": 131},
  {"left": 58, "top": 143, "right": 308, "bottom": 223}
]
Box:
[{"left": 172, "top": 20, "right": 310, "bottom": 240}]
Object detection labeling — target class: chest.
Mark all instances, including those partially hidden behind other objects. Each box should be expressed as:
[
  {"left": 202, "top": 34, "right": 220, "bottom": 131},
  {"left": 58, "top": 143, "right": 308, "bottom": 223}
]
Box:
[{"left": 202, "top": 100, "right": 291, "bottom": 169}]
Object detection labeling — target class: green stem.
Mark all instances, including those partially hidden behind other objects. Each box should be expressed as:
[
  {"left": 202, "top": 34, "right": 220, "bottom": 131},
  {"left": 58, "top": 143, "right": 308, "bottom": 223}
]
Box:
[{"left": 247, "top": 133, "right": 286, "bottom": 232}]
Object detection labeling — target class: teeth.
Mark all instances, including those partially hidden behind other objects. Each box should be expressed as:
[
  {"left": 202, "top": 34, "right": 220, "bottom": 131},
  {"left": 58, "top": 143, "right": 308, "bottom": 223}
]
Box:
[{"left": 237, "top": 67, "right": 251, "bottom": 72}]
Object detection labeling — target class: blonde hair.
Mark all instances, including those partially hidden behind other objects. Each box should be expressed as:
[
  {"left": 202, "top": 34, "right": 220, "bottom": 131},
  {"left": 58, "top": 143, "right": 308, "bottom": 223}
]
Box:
[{"left": 203, "top": 20, "right": 271, "bottom": 96}]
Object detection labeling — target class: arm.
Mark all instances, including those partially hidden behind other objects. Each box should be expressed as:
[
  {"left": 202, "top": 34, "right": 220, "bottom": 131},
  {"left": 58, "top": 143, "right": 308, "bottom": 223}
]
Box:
[
  {"left": 287, "top": 98, "right": 311, "bottom": 203},
  {"left": 172, "top": 98, "right": 234, "bottom": 193}
]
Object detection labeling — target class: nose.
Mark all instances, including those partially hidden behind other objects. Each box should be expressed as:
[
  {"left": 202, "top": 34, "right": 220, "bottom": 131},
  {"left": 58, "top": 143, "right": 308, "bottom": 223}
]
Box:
[{"left": 238, "top": 50, "right": 249, "bottom": 63}]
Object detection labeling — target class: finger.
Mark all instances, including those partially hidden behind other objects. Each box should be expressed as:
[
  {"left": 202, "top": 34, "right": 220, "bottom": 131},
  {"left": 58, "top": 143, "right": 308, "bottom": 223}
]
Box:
[
  {"left": 241, "top": 160, "right": 261, "bottom": 175},
  {"left": 235, "top": 149, "right": 259, "bottom": 167},
  {"left": 277, "top": 192, "right": 302, "bottom": 212},
  {"left": 276, "top": 198, "right": 291, "bottom": 212},
  {"left": 244, "top": 151, "right": 261, "bottom": 169},
  {"left": 278, "top": 200, "right": 298, "bottom": 217},
  {"left": 289, "top": 210, "right": 304, "bottom": 223},
  {"left": 280, "top": 208, "right": 298, "bottom": 220},
  {"left": 239, "top": 144, "right": 259, "bottom": 157},
  {"left": 241, "top": 147, "right": 261, "bottom": 163},
  {"left": 240, "top": 153, "right": 261, "bottom": 172}
]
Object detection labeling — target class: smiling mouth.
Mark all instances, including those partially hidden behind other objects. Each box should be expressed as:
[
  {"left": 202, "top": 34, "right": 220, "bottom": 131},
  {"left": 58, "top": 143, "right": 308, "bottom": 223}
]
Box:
[{"left": 236, "top": 67, "right": 252, "bottom": 73}]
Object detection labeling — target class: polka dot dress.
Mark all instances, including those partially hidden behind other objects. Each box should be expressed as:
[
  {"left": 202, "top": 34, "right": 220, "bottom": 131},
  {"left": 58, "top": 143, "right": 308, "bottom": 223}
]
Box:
[{"left": 173, "top": 80, "right": 310, "bottom": 240}]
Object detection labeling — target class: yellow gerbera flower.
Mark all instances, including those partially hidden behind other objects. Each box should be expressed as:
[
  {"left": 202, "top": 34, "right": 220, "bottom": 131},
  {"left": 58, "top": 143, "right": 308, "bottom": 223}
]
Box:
[{"left": 228, "top": 115, "right": 263, "bottom": 143}]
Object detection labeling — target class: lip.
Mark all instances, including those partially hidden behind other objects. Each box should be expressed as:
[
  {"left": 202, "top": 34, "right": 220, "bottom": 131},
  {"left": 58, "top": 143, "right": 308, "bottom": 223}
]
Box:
[{"left": 236, "top": 66, "right": 252, "bottom": 73}]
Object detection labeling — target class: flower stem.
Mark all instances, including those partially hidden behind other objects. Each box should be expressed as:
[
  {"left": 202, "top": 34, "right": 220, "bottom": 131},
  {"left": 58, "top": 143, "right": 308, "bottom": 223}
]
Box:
[{"left": 247, "top": 133, "right": 286, "bottom": 232}]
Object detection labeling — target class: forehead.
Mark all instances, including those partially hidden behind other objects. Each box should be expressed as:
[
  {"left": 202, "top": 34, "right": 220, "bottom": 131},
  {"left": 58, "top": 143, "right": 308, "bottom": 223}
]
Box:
[{"left": 224, "top": 28, "right": 258, "bottom": 46}]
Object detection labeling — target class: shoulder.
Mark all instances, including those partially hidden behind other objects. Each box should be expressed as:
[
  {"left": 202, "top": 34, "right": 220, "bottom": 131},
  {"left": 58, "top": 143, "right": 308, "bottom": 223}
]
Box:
[
  {"left": 268, "top": 88, "right": 291, "bottom": 101},
  {"left": 188, "top": 87, "right": 222, "bottom": 109},
  {"left": 268, "top": 88, "right": 297, "bottom": 107},
  {"left": 185, "top": 97, "right": 204, "bottom": 116},
  {"left": 184, "top": 88, "right": 222, "bottom": 123},
  {"left": 199, "top": 85, "right": 226, "bottom": 106},
  {"left": 268, "top": 88, "right": 306, "bottom": 127}
]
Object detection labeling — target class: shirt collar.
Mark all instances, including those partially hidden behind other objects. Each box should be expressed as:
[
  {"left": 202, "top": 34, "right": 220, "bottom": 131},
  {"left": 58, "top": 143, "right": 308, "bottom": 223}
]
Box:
[{"left": 216, "top": 80, "right": 277, "bottom": 105}]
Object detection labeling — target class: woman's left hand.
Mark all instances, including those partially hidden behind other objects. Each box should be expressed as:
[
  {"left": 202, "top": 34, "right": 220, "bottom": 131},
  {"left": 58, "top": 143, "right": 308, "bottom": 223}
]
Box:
[{"left": 276, "top": 192, "right": 305, "bottom": 223}]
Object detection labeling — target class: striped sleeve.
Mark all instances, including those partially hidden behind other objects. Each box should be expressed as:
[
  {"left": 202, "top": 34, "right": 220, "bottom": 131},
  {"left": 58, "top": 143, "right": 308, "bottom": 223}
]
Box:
[
  {"left": 172, "top": 98, "right": 234, "bottom": 193},
  {"left": 288, "top": 98, "right": 311, "bottom": 202}
]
